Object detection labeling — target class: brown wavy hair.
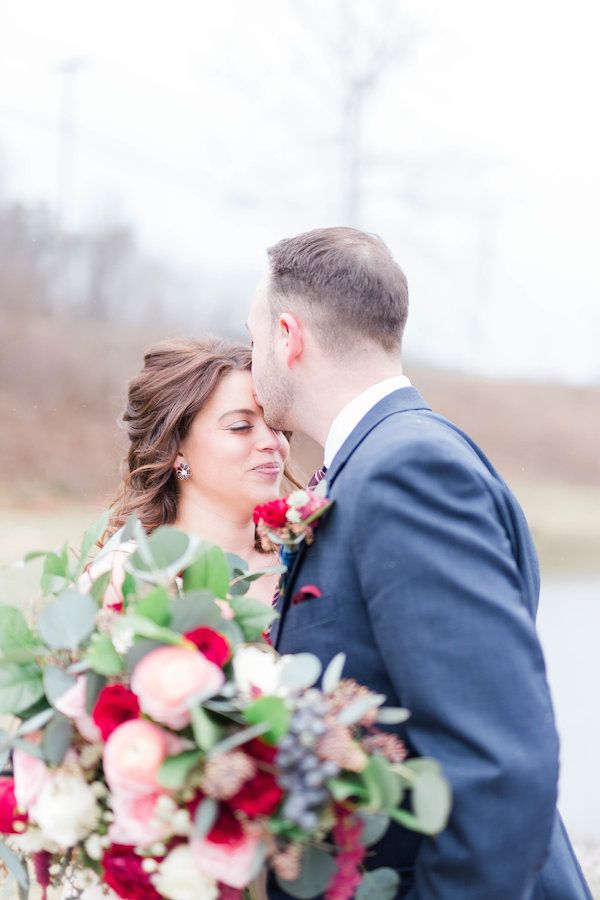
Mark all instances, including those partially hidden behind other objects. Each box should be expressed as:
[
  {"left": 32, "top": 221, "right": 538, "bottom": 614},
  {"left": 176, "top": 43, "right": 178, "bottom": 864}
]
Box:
[{"left": 106, "top": 336, "right": 300, "bottom": 540}]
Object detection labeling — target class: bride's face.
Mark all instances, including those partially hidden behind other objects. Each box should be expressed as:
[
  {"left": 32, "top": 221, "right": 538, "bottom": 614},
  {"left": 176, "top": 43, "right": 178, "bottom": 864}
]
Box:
[{"left": 177, "top": 369, "right": 290, "bottom": 515}]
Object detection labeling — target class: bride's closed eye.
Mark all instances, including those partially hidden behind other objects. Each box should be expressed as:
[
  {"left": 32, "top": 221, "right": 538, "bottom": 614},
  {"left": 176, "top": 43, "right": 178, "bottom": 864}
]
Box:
[{"left": 229, "top": 421, "right": 253, "bottom": 433}]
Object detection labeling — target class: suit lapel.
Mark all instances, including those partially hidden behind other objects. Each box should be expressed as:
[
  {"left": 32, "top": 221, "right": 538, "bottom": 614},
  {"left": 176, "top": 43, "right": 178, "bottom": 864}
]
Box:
[{"left": 273, "top": 387, "right": 431, "bottom": 650}]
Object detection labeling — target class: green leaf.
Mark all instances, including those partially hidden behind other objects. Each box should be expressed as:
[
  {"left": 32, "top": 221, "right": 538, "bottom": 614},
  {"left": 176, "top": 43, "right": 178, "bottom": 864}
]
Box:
[
  {"left": 38, "top": 589, "right": 97, "bottom": 650},
  {"left": 0, "top": 662, "right": 45, "bottom": 715},
  {"left": 89, "top": 571, "right": 112, "bottom": 605},
  {"left": 157, "top": 750, "right": 202, "bottom": 790},
  {"left": 244, "top": 696, "right": 290, "bottom": 744},
  {"left": 170, "top": 591, "right": 222, "bottom": 632},
  {"left": 0, "top": 606, "right": 36, "bottom": 655},
  {"left": 355, "top": 867, "right": 400, "bottom": 900},
  {"left": 358, "top": 811, "right": 391, "bottom": 846},
  {"left": 183, "top": 542, "right": 229, "bottom": 598},
  {"left": 85, "top": 671, "right": 107, "bottom": 713},
  {"left": 136, "top": 585, "right": 171, "bottom": 626},
  {"left": 322, "top": 652, "right": 346, "bottom": 694},
  {"left": 276, "top": 845, "right": 337, "bottom": 899},
  {"left": 0, "top": 840, "right": 30, "bottom": 890},
  {"left": 191, "top": 706, "right": 224, "bottom": 752},
  {"left": 208, "top": 721, "right": 270, "bottom": 757},
  {"left": 41, "top": 551, "right": 69, "bottom": 595},
  {"left": 43, "top": 665, "right": 76, "bottom": 706},
  {"left": 360, "top": 754, "right": 403, "bottom": 811},
  {"left": 193, "top": 797, "right": 218, "bottom": 838},
  {"left": 42, "top": 713, "right": 74, "bottom": 764},
  {"left": 125, "top": 614, "right": 188, "bottom": 646},
  {"left": 277, "top": 654, "right": 322, "bottom": 692},
  {"left": 410, "top": 768, "right": 452, "bottom": 835},
  {"left": 85, "top": 633, "right": 123, "bottom": 676},
  {"left": 327, "top": 773, "right": 368, "bottom": 803},
  {"left": 150, "top": 527, "right": 192, "bottom": 567},
  {"left": 16, "top": 707, "right": 55, "bottom": 736},
  {"left": 228, "top": 594, "right": 278, "bottom": 642},
  {"left": 338, "top": 693, "right": 385, "bottom": 726},
  {"left": 376, "top": 706, "right": 411, "bottom": 725}
]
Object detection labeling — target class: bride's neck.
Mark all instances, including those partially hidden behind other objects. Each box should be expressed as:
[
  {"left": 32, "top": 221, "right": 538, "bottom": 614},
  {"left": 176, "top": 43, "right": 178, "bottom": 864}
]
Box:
[{"left": 175, "top": 492, "right": 256, "bottom": 557}]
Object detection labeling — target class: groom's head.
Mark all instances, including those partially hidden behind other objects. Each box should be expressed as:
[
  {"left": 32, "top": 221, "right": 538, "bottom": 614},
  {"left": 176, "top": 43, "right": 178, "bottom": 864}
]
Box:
[{"left": 248, "top": 226, "right": 409, "bottom": 430}]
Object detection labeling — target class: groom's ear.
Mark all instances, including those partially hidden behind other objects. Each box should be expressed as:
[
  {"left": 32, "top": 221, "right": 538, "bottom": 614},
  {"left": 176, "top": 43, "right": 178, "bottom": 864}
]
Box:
[{"left": 279, "top": 313, "right": 304, "bottom": 367}]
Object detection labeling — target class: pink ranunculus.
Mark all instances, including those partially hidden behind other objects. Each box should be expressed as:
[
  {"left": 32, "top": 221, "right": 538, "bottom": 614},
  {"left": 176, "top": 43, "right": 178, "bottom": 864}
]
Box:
[
  {"left": 54, "top": 675, "right": 102, "bottom": 742},
  {"left": 13, "top": 742, "right": 50, "bottom": 813},
  {"left": 103, "top": 719, "right": 177, "bottom": 797},
  {"left": 109, "top": 790, "right": 172, "bottom": 847},
  {"left": 130, "top": 645, "right": 225, "bottom": 731},
  {"left": 191, "top": 832, "right": 262, "bottom": 890}
]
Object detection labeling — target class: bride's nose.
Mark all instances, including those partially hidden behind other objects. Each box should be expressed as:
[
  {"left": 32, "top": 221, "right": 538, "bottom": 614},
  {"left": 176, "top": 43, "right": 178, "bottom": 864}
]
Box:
[{"left": 255, "top": 423, "right": 285, "bottom": 453}]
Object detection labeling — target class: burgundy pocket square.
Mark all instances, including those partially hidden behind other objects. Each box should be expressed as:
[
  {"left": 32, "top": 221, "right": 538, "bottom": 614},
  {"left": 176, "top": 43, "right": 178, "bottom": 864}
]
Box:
[{"left": 291, "top": 585, "right": 322, "bottom": 606}]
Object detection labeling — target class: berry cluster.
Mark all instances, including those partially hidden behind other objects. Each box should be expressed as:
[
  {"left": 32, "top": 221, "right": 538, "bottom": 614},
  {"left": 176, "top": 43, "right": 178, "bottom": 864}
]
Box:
[{"left": 276, "top": 692, "right": 339, "bottom": 830}]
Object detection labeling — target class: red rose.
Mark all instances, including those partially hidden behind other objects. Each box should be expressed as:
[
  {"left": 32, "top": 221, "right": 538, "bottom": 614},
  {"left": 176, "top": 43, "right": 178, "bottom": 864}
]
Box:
[
  {"left": 102, "top": 844, "right": 163, "bottom": 900},
  {"left": 253, "top": 498, "right": 290, "bottom": 529},
  {"left": 184, "top": 627, "right": 231, "bottom": 667},
  {"left": 245, "top": 738, "right": 278, "bottom": 765},
  {"left": 92, "top": 684, "right": 140, "bottom": 740},
  {"left": 207, "top": 806, "right": 244, "bottom": 846},
  {"left": 0, "top": 776, "right": 27, "bottom": 834},
  {"left": 229, "top": 770, "right": 283, "bottom": 818}
]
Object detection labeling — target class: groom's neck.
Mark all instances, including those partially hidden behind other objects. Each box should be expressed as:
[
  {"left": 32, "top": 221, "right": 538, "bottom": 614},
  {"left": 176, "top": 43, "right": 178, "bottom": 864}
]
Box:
[{"left": 293, "top": 353, "right": 404, "bottom": 447}]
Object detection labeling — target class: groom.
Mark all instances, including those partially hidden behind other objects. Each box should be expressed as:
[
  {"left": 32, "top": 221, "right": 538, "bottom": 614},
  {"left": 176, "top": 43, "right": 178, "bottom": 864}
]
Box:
[{"left": 248, "top": 227, "right": 591, "bottom": 899}]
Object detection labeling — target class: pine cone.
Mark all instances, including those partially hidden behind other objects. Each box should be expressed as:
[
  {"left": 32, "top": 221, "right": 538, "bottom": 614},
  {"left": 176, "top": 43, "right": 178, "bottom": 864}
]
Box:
[
  {"left": 327, "top": 679, "right": 379, "bottom": 726},
  {"left": 361, "top": 732, "right": 408, "bottom": 763},
  {"left": 201, "top": 751, "right": 256, "bottom": 800},
  {"left": 317, "top": 724, "right": 367, "bottom": 773}
]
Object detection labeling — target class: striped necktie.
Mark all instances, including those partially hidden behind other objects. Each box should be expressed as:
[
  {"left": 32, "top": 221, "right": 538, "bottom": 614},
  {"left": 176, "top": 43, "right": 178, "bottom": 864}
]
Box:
[{"left": 308, "top": 465, "right": 327, "bottom": 489}]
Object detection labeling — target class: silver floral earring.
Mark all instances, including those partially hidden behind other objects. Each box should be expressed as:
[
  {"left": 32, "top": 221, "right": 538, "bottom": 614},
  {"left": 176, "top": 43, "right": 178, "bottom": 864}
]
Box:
[{"left": 176, "top": 462, "right": 191, "bottom": 481}]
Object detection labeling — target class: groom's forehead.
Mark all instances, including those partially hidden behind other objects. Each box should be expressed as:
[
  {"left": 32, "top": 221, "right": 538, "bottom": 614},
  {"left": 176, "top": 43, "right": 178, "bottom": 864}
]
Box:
[{"left": 248, "top": 275, "right": 271, "bottom": 322}]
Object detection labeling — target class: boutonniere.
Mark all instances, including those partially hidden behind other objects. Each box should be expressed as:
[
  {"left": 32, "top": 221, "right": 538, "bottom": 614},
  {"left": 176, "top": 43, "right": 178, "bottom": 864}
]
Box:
[{"left": 253, "top": 486, "right": 333, "bottom": 553}]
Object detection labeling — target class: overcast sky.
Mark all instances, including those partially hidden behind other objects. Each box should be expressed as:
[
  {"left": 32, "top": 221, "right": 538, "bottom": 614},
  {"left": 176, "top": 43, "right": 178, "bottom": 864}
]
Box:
[{"left": 1, "top": 0, "right": 599, "bottom": 383}]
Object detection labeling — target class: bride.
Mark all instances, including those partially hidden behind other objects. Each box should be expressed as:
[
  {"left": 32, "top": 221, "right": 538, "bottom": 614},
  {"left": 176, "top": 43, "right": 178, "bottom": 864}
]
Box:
[{"left": 90, "top": 336, "right": 296, "bottom": 607}]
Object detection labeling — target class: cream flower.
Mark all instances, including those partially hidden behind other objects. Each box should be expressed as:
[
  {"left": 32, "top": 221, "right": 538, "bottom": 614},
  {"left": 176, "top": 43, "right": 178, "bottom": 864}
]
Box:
[{"left": 152, "top": 845, "right": 219, "bottom": 900}]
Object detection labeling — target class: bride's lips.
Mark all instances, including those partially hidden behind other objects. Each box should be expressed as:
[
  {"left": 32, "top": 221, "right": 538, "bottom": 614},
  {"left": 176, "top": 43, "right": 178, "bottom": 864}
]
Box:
[{"left": 250, "top": 462, "right": 282, "bottom": 479}]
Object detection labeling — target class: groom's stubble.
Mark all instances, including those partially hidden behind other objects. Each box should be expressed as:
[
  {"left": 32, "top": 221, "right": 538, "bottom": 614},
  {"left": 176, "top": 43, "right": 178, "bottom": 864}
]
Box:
[{"left": 254, "top": 342, "right": 296, "bottom": 432}]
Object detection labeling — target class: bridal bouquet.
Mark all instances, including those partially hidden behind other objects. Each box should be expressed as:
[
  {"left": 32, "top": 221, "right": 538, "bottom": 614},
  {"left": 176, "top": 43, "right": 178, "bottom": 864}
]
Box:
[{"left": 0, "top": 515, "right": 451, "bottom": 900}]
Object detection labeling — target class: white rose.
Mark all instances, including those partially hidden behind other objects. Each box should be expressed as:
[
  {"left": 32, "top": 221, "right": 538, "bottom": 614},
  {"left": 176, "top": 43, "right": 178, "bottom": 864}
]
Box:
[
  {"left": 31, "top": 770, "right": 100, "bottom": 847},
  {"left": 232, "top": 646, "right": 281, "bottom": 697},
  {"left": 287, "top": 490, "right": 309, "bottom": 509},
  {"left": 152, "top": 845, "right": 219, "bottom": 900}
]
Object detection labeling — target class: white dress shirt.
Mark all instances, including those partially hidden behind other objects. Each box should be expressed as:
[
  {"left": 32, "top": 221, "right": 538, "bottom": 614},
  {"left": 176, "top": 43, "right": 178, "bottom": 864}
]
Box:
[{"left": 323, "top": 375, "right": 412, "bottom": 469}]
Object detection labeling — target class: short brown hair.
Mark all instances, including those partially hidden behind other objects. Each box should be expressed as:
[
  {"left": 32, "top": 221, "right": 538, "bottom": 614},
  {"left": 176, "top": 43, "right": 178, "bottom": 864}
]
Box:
[{"left": 267, "top": 226, "right": 408, "bottom": 352}]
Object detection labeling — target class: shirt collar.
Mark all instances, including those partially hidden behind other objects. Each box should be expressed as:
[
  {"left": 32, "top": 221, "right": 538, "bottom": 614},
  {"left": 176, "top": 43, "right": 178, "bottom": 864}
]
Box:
[{"left": 323, "top": 375, "right": 412, "bottom": 468}]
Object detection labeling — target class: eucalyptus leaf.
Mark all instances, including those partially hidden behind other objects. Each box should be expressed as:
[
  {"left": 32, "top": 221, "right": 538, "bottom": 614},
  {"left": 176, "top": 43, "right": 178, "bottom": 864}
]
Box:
[
  {"left": 337, "top": 693, "right": 385, "bottom": 726},
  {"left": 43, "top": 665, "right": 77, "bottom": 706},
  {"left": 0, "top": 662, "right": 45, "bottom": 715},
  {"left": 135, "top": 585, "right": 171, "bottom": 626},
  {"left": 38, "top": 589, "right": 97, "bottom": 650},
  {"left": 359, "top": 811, "right": 391, "bottom": 846},
  {"left": 0, "top": 840, "right": 30, "bottom": 889},
  {"left": 277, "top": 653, "right": 322, "bottom": 692},
  {"left": 0, "top": 606, "right": 36, "bottom": 654},
  {"left": 411, "top": 768, "right": 452, "bottom": 835},
  {"left": 193, "top": 797, "right": 218, "bottom": 838},
  {"left": 16, "top": 707, "right": 55, "bottom": 736},
  {"left": 244, "top": 695, "right": 291, "bottom": 744},
  {"left": 89, "top": 571, "right": 112, "bottom": 605},
  {"left": 170, "top": 591, "right": 222, "bottom": 632},
  {"left": 12, "top": 738, "right": 46, "bottom": 760},
  {"left": 327, "top": 774, "right": 368, "bottom": 803},
  {"left": 376, "top": 706, "right": 411, "bottom": 725},
  {"left": 182, "top": 542, "right": 229, "bottom": 598},
  {"left": 322, "top": 652, "right": 346, "bottom": 695},
  {"left": 42, "top": 713, "right": 74, "bottom": 765},
  {"left": 355, "top": 867, "right": 400, "bottom": 900},
  {"left": 276, "top": 845, "right": 337, "bottom": 899},
  {"left": 360, "top": 754, "right": 403, "bottom": 811},
  {"left": 85, "top": 633, "right": 123, "bottom": 676},
  {"left": 157, "top": 750, "right": 202, "bottom": 790},
  {"left": 85, "top": 671, "right": 107, "bottom": 714},
  {"left": 208, "top": 721, "right": 270, "bottom": 757},
  {"left": 190, "top": 706, "right": 223, "bottom": 752},
  {"left": 228, "top": 594, "right": 278, "bottom": 642},
  {"left": 74, "top": 510, "right": 110, "bottom": 578},
  {"left": 125, "top": 614, "right": 188, "bottom": 646}
]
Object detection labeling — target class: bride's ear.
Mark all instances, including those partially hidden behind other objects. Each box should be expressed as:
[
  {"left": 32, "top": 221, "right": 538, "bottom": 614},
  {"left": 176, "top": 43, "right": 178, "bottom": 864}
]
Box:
[{"left": 279, "top": 313, "right": 304, "bottom": 367}]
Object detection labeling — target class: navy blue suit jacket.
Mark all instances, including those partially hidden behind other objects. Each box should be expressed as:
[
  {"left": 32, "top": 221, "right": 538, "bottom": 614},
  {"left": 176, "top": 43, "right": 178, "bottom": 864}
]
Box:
[{"left": 270, "top": 388, "right": 590, "bottom": 899}]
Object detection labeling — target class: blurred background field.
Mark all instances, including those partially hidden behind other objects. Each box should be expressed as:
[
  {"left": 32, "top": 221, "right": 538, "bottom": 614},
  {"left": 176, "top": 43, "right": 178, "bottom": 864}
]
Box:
[{"left": 1, "top": 0, "right": 599, "bottom": 894}]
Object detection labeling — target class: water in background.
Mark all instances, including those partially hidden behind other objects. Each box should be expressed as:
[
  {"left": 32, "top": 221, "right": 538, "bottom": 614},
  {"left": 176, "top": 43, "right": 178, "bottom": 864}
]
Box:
[{"left": 538, "top": 576, "right": 600, "bottom": 842}]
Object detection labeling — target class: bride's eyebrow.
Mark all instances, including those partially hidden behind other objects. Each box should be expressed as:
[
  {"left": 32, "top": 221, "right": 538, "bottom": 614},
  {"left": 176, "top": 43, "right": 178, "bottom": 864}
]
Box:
[{"left": 218, "top": 408, "right": 256, "bottom": 422}]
